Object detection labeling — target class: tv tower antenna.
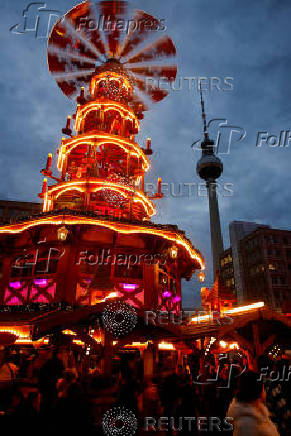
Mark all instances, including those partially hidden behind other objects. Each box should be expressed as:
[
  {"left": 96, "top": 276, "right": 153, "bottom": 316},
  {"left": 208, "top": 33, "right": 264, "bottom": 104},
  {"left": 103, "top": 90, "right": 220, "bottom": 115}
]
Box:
[{"left": 196, "top": 91, "right": 224, "bottom": 277}]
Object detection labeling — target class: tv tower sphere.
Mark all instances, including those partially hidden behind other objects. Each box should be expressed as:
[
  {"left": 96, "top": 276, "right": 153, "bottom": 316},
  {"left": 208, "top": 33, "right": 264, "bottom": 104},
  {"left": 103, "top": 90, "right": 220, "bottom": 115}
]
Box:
[{"left": 196, "top": 140, "right": 223, "bottom": 181}]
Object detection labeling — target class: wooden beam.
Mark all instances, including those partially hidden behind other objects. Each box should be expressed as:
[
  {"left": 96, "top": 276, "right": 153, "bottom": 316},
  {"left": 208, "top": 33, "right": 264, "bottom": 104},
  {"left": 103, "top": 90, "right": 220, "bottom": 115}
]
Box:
[{"left": 261, "top": 334, "right": 275, "bottom": 354}]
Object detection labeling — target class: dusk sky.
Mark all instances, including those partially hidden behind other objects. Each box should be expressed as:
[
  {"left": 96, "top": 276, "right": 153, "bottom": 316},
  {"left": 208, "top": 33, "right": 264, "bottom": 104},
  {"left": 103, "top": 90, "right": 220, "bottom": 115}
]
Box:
[{"left": 1, "top": 0, "right": 291, "bottom": 306}]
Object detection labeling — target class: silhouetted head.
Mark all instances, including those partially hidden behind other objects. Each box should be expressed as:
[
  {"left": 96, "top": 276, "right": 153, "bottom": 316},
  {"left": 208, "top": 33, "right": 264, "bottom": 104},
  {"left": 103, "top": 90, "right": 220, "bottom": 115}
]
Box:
[{"left": 236, "top": 371, "right": 264, "bottom": 403}]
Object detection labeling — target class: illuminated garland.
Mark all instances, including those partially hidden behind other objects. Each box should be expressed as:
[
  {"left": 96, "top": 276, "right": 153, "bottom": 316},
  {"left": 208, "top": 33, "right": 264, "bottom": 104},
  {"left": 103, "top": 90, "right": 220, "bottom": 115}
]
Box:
[
  {"left": 75, "top": 101, "right": 139, "bottom": 132},
  {"left": 57, "top": 133, "right": 149, "bottom": 172},
  {"left": 90, "top": 72, "right": 133, "bottom": 96},
  {"left": 0, "top": 214, "right": 205, "bottom": 269},
  {"left": 45, "top": 179, "right": 155, "bottom": 217}
]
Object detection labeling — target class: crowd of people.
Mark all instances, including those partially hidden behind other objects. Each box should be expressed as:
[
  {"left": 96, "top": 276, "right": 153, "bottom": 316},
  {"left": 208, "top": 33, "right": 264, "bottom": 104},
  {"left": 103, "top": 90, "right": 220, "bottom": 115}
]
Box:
[{"left": 0, "top": 344, "right": 289, "bottom": 435}]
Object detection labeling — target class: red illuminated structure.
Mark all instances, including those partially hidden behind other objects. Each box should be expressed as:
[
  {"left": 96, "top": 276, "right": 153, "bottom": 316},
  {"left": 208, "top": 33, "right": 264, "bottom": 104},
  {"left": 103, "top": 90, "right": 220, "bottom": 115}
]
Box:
[{"left": 0, "top": 1, "right": 204, "bottom": 315}]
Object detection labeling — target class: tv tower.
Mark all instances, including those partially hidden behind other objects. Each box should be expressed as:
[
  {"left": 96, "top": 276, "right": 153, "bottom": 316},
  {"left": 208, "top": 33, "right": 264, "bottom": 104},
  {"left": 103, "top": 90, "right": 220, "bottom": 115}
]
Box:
[{"left": 196, "top": 91, "right": 224, "bottom": 276}]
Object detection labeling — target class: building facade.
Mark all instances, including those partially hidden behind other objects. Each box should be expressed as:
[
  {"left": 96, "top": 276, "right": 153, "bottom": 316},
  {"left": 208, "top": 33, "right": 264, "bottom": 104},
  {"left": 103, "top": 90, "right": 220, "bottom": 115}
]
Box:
[
  {"left": 219, "top": 247, "right": 235, "bottom": 296},
  {"left": 0, "top": 200, "right": 41, "bottom": 225},
  {"left": 240, "top": 227, "right": 291, "bottom": 312},
  {"left": 229, "top": 220, "right": 265, "bottom": 302}
]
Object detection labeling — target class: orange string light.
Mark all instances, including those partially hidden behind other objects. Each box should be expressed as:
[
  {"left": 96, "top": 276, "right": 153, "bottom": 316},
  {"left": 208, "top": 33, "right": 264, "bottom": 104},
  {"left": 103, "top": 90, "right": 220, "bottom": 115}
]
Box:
[{"left": 0, "top": 214, "right": 205, "bottom": 269}]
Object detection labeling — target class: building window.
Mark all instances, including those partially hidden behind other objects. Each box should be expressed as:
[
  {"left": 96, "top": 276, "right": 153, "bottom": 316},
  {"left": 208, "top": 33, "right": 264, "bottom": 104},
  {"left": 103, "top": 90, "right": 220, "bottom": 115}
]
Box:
[
  {"left": 115, "top": 263, "right": 143, "bottom": 279},
  {"left": 280, "top": 277, "right": 286, "bottom": 285}
]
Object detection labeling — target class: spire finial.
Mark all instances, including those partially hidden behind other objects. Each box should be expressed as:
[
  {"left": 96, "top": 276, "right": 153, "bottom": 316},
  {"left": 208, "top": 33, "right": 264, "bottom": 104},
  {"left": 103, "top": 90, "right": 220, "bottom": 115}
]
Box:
[{"left": 199, "top": 88, "right": 209, "bottom": 141}]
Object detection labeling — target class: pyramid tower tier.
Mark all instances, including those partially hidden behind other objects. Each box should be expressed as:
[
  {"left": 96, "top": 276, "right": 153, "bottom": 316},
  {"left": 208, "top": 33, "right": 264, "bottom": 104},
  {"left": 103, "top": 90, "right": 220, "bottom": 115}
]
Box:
[
  {"left": 40, "top": 66, "right": 157, "bottom": 220},
  {"left": 43, "top": 179, "right": 155, "bottom": 220},
  {"left": 57, "top": 133, "right": 149, "bottom": 182}
]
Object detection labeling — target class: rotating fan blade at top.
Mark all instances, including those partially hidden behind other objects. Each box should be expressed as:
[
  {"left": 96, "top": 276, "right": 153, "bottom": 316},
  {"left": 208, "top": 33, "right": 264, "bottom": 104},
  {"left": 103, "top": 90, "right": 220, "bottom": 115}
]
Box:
[
  {"left": 47, "top": 1, "right": 177, "bottom": 110},
  {"left": 98, "top": 0, "right": 128, "bottom": 58},
  {"left": 128, "top": 65, "right": 177, "bottom": 82},
  {"left": 122, "top": 35, "right": 177, "bottom": 105},
  {"left": 134, "top": 77, "right": 169, "bottom": 104},
  {"left": 124, "top": 35, "right": 176, "bottom": 65},
  {"left": 48, "top": 3, "right": 105, "bottom": 99},
  {"left": 118, "top": 9, "right": 165, "bottom": 59}
]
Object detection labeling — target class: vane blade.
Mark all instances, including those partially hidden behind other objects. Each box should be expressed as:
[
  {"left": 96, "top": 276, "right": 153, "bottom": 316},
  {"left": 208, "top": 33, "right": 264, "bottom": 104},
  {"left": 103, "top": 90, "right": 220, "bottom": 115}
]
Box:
[
  {"left": 98, "top": 0, "right": 128, "bottom": 58},
  {"left": 48, "top": 45, "right": 96, "bottom": 65},
  {"left": 65, "top": 1, "right": 106, "bottom": 59},
  {"left": 125, "top": 35, "right": 176, "bottom": 64},
  {"left": 119, "top": 10, "right": 163, "bottom": 59},
  {"left": 62, "top": 18, "right": 100, "bottom": 61},
  {"left": 127, "top": 65, "right": 177, "bottom": 82},
  {"left": 57, "top": 81, "right": 78, "bottom": 98},
  {"left": 48, "top": 2, "right": 108, "bottom": 98},
  {"left": 134, "top": 77, "right": 168, "bottom": 103},
  {"left": 52, "top": 69, "right": 96, "bottom": 81},
  {"left": 48, "top": 17, "right": 98, "bottom": 82}
]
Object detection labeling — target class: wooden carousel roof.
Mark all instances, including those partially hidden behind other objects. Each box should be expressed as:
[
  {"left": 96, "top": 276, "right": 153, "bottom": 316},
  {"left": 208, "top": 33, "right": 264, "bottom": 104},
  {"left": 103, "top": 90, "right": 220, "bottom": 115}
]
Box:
[{"left": 0, "top": 208, "right": 205, "bottom": 270}]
